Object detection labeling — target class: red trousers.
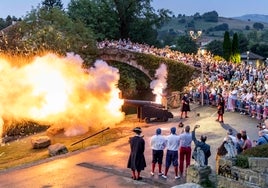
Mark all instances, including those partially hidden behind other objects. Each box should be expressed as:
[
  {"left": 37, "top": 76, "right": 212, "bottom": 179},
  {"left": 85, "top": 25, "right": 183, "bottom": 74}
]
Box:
[{"left": 179, "top": 147, "right": 191, "bottom": 175}]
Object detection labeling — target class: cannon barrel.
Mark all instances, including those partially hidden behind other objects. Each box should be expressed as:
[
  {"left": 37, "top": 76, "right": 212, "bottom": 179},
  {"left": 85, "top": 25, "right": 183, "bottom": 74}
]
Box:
[
  {"left": 123, "top": 99, "right": 173, "bottom": 123},
  {"left": 123, "top": 99, "right": 164, "bottom": 108}
]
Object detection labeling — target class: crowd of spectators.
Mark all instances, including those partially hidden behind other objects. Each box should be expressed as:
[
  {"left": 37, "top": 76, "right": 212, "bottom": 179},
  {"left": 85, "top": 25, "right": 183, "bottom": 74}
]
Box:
[
  {"left": 97, "top": 38, "right": 210, "bottom": 68},
  {"left": 186, "top": 59, "right": 268, "bottom": 122},
  {"left": 97, "top": 39, "right": 268, "bottom": 122}
]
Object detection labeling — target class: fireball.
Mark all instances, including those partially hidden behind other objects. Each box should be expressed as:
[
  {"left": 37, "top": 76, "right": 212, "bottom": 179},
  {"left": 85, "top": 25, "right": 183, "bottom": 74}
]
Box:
[{"left": 0, "top": 53, "right": 125, "bottom": 137}]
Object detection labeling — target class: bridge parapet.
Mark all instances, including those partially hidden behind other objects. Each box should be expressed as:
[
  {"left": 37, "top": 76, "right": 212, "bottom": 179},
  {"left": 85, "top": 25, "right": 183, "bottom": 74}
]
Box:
[{"left": 98, "top": 48, "right": 153, "bottom": 79}]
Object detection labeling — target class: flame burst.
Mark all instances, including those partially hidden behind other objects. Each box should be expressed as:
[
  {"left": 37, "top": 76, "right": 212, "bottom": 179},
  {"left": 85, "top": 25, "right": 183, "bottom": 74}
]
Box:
[
  {"left": 150, "top": 63, "right": 168, "bottom": 104},
  {"left": 0, "top": 53, "right": 125, "bottom": 137}
]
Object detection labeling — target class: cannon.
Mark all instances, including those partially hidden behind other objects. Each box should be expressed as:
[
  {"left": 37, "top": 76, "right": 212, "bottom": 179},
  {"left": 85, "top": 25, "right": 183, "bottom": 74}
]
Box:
[{"left": 123, "top": 99, "right": 174, "bottom": 123}]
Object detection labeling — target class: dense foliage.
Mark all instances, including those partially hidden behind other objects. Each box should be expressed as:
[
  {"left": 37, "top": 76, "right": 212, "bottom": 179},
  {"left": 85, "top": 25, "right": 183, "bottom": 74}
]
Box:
[
  {"left": 202, "top": 11, "right": 218, "bottom": 22},
  {"left": 253, "top": 22, "right": 264, "bottom": 30},
  {"left": 230, "top": 33, "right": 240, "bottom": 63},
  {"left": 132, "top": 52, "right": 196, "bottom": 91},
  {"left": 175, "top": 35, "right": 198, "bottom": 54},
  {"left": 67, "top": 0, "right": 172, "bottom": 46},
  {"left": 0, "top": 2, "right": 97, "bottom": 63},
  {"left": 205, "top": 40, "right": 223, "bottom": 57},
  {"left": 236, "top": 144, "right": 268, "bottom": 168},
  {"left": 223, "top": 31, "right": 232, "bottom": 61}
]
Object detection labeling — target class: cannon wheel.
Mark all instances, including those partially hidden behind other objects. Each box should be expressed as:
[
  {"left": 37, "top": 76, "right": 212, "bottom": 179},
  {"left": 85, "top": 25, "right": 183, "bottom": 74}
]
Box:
[
  {"left": 145, "top": 117, "right": 150, "bottom": 123},
  {"left": 162, "top": 116, "right": 168, "bottom": 122}
]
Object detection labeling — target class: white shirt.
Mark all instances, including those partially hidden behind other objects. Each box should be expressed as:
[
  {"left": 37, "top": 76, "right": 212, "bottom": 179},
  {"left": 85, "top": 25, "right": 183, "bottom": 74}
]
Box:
[
  {"left": 224, "top": 135, "right": 237, "bottom": 145},
  {"left": 165, "top": 134, "right": 180, "bottom": 151},
  {"left": 150, "top": 135, "right": 166, "bottom": 150}
]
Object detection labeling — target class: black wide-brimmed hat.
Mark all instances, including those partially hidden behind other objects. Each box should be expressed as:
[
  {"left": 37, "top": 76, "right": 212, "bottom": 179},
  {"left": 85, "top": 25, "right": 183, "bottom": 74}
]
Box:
[{"left": 133, "top": 127, "right": 142, "bottom": 133}]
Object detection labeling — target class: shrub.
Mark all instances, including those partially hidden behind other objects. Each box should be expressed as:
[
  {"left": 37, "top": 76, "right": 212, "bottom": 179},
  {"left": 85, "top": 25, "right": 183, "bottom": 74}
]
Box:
[
  {"left": 236, "top": 144, "right": 268, "bottom": 168},
  {"left": 242, "top": 144, "right": 268, "bottom": 157},
  {"left": 236, "top": 155, "right": 249, "bottom": 168}
]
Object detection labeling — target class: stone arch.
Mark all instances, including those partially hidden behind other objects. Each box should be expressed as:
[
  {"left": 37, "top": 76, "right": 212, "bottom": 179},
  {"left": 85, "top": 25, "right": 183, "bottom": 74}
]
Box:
[{"left": 98, "top": 48, "right": 152, "bottom": 80}]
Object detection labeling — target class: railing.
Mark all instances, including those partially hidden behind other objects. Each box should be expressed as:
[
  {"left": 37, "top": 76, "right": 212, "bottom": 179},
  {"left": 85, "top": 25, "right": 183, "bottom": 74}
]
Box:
[{"left": 71, "top": 127, "right": 110, "bottom": 146}]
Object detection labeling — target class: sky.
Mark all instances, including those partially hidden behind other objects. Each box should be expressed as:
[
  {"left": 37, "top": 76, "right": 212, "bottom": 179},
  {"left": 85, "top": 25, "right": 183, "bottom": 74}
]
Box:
[{"left": 0, "top": 0, "right": 268, "bottom": 19}]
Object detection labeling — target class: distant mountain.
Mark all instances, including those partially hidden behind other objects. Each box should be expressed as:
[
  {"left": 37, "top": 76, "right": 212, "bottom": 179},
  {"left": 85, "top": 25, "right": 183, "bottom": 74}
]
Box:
[{"left": 233, "top": 14, "right": 268, "bottom": 24}]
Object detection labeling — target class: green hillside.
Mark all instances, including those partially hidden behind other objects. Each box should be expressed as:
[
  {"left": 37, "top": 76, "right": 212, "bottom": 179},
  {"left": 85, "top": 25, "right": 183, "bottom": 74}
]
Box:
[{"left": 158, "top": 15, "right": 268, "bottom": 42}]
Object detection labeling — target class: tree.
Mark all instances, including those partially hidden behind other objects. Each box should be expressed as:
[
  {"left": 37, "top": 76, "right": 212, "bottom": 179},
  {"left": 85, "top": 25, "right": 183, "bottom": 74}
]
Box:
[
  {"left": 232, "top": 33, "right": 239, "bottom": 53},
  {"left": 67, "top": 0, "right": 171, "bottom": 45},
  {"left": 161, "top": 29, "right": 178, "bottom": 46},
  {"left": 193, "top": 13, "right": 201, "bottom": 20},
  {"left": 41, "top": 0, "right": 63, "bottom": 11},
  {"left": 247, "top": 30, "right": 260, "bottom": 45},
  {"left": 250, "top": 43, "right": 268, "bottom": 58},
  {"left": 68, "top": 0, "right": 119, "bottom": 40},
  {"left": 0, "top": 5, "right": 97, "bottom": 63},
  {"left": 253, "top": 22, "right": 264, "bottom": 30},
  {"left": 205, "top": 40, "right": 223, "bottom": 57},
  {"left": 202, "top": 11, "right": 218, "bottom": 22},
  {"left": 260, "top": 31, "right": 268, "bottom": 43},
  {"left": 176, "top": 35, "right": 197, "bottom": 54},
  {"left": 238, "top": 33, "right": 249, "bottom": 53},
  {"left": 222, "top": 31, "right": 232, "bottom": 61},
  {"left": 213, "top": 23, "right": 229, "bottom": 31}
]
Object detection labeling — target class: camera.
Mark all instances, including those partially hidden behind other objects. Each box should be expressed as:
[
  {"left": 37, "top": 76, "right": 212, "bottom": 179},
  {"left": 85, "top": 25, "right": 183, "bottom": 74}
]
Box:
[{"left": 257, "top": 122, "right": 266, "bottom": 130}]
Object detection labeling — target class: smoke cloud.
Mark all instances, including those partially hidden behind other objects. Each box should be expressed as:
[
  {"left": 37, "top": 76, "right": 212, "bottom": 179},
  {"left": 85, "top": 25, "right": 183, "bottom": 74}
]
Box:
[{"left": 0, "top": 53, "right": 125, "bottom": 138}]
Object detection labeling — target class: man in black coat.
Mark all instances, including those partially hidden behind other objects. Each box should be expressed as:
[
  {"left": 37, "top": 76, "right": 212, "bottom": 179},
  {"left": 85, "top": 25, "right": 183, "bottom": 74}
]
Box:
[
  {"left": 216, "top": 93, "right": 225, "bottom": 123},
  {"left": 180, "top": 93, "right": 191, "bottom": 119},
  {"left": 127, "top": 127, "right": 146, "bottom": 180}
]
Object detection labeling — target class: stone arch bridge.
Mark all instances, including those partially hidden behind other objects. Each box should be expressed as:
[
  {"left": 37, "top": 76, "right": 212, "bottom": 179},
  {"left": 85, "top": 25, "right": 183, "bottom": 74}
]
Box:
[
  {"left": 98, "top": 47, "right": 201, "bottom": 81},
  {"left": 98, "top": 47, "right": 153, "bottom": 80},
  {"left": 97, "top": 47, "right": 201, "bottom": 107}
]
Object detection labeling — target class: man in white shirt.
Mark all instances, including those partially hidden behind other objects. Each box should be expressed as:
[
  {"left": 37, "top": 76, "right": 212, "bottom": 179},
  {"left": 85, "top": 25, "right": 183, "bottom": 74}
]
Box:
[
  {"left": 150, "top": 128, "right": 166, "bottom": 176},
  {"left": 162, "top": 127, "right": 180, "bottom": 179}
]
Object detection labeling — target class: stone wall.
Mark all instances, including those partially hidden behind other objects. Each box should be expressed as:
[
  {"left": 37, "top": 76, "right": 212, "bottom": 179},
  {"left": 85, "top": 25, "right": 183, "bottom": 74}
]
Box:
[
  {"left": 217, "top": 157, "right": 268, "bottom": 188},
  {"left": 186, "top": 157, "right": 268, "bottom": 188}
]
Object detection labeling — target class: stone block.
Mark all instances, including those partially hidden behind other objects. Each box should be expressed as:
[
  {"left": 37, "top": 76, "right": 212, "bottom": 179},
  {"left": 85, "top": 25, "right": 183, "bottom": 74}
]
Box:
[
  {"left": 31, "top": 136, "right": 51, "bottom": 149},
  {"left": 48, "top": 143, "right": 68, "bottom": 157},
  {"left": 186, "top": 165, "right": 212, "bottom": 184},
  {"left": 249, "top": 175, "right": 259, "bottom": 184},
  {"left": 249, "top": 157, "right": 268, "bottom": 173}
]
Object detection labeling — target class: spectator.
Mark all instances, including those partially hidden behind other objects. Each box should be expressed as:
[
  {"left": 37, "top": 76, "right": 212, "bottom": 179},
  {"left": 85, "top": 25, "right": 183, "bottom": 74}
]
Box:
[
  {"left": 242, "top": 134, "right": 253, "bottom": 151},
  {"left": 240, "top": 129, "right": 250, "bottom": 139},
  {"left": 224, "top": 129, "right": 237, "bottom": 145},
  {"left": 215, "top": 139, "right": 229, "bottom": 174},
  {"left": 192, "top": 125, "right": 211, "bottom": 165},
  {"left": 255, "top": 130, "right": 268, "bottom": 146},
  {"left": 150, "top": 128, "right": 166, "bottom": 176},
  {"left": 236, "top": 133, "right": 244, "bottom": 154}
]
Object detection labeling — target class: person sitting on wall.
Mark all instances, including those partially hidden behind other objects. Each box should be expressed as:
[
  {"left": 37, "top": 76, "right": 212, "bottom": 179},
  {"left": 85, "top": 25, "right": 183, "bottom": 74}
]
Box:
[{"left": 254, "top": 130, "right": 268, "bottom": 146}]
